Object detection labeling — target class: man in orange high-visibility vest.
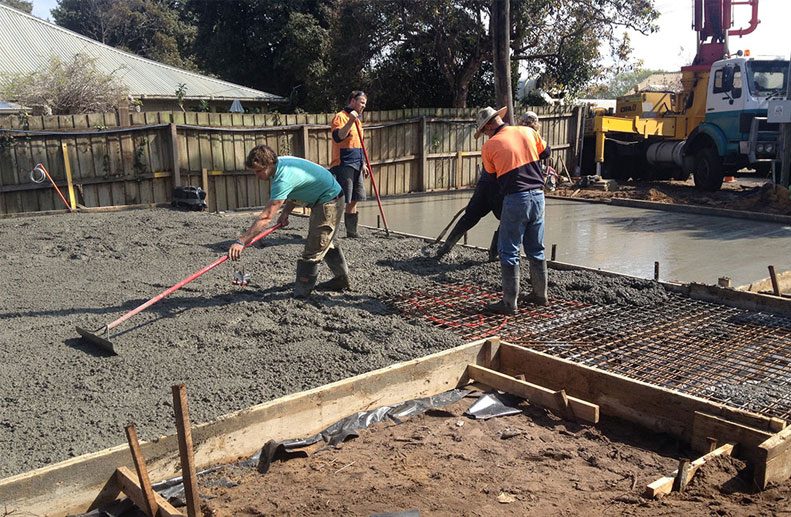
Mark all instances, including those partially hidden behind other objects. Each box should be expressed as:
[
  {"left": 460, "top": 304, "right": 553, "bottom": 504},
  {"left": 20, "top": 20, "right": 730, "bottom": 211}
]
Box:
[{"left": 330, "top": 90, "right": 369, "bottom": 238}]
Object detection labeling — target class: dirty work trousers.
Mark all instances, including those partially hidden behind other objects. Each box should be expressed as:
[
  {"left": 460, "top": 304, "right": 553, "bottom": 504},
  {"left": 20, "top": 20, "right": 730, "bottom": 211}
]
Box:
[
  {"left": 457, "top": 170, "right": 503, "bottom": 231},
  {"left": 498, "top": 189, "right": 545, "bottom": 266},
  {"left": 302, "top": 195, "right": 345, "bottom": 262}
]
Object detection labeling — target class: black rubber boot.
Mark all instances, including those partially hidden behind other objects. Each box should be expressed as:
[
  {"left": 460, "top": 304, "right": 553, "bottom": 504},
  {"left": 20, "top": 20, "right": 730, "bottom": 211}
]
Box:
[
  {"left": 317, "top": 247, "right": 351, "bottom": 291},
  {"left": 345, "top": 212, "right": 359, "bottom": 238},
  {"left": 294, "top": 260, "right": 319, "bottom": 299},
  {"left": 487, "top": 229, "right": 499, "bottom": 262},
  {"left": 523, "top": 258, "right": 548, "bottom": 305},
  {"left": 435, "top": 224, "right": 467, "bottom": 259},
  {"left": 486, "top": 264, "right": 519, "bottom": 315}
]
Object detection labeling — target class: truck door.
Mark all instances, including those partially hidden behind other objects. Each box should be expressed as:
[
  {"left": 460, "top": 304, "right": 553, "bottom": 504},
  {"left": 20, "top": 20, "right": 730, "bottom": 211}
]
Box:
[{"left": 706, "top": 63, "right": 745, "bottom": 145}]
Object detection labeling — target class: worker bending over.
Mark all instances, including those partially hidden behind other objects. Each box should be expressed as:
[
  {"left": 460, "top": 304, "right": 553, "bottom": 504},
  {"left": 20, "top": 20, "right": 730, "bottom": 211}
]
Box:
[
  {"left": 436, "top": 110, "right": 543, "bottom": 261},
  {"left": 330, "top": 90, "right": 369, "bottom": 237},
  {"left": 476, "top": 106, "right": 551, "bottom": 314},
  {"left": 228, "top": 145, "right": 349, "bottom": 298},
  {"left": 435, "top": 165, "right": 502, "bottom": 261}
]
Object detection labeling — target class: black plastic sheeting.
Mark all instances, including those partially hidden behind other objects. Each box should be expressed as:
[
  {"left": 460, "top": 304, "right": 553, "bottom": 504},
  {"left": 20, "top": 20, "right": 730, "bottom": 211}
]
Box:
[
  {"left": 256, "top": 388, "right": 471, "bottom": 474},
  {"left": 74, "top": 389, "right": 478, "bottom": 516}
]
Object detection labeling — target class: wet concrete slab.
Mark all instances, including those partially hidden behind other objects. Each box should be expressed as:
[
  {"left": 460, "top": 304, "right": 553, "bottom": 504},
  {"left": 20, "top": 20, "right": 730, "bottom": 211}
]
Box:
[{"left": 357, "top": 191, "right": 791, "bottom": 287}]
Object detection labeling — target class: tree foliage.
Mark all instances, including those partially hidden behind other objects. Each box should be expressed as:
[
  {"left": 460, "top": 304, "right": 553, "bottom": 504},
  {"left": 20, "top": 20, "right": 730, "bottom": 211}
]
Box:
[
  {"left": 584, "top": 68, "right": 664, "bottom": 99},
  {"left": 44, "top": 0, "right": 659, "bottom": 111},
  {"left": 52, "top": 0, "right": 197, "bottom": 70},
  {"left": 0, "top": 0, "right": 32, "bottom": 13},
  {"left": 0, "top": 54, "right": 127, "bottom": 114}
]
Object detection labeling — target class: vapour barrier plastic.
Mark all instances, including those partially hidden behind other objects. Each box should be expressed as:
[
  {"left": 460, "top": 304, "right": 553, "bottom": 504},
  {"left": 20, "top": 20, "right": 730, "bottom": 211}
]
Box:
[{"left": 464, "top": 391, "right": 525, "bottom": 419}]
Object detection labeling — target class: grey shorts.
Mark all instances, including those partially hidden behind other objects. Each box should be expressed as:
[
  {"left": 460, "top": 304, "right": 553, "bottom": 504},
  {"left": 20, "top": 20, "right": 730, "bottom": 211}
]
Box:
[{"left": 331, "top": 165, "right": 367, "bottom": 203}]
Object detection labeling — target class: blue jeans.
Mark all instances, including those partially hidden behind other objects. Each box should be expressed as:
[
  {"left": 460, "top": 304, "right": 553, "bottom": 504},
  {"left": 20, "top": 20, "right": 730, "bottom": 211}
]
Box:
[{"left": 498, "top": 190, "right": 545, "bottom": 266}]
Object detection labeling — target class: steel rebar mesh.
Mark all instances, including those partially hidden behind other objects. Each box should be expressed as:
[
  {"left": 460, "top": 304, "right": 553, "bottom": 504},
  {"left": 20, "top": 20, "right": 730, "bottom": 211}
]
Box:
[{"left": 387, "top": 281, "right": 791, "bottom": 421}]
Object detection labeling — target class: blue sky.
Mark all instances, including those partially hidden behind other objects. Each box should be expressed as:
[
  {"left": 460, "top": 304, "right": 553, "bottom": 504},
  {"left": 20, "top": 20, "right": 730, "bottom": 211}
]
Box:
[{"left": 32, "top": 0, "right": 791, "bottom": 72}]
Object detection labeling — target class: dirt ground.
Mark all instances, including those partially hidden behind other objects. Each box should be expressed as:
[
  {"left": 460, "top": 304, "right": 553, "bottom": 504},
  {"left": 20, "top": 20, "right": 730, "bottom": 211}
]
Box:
[
  {"left": 552, "top": 175, "right": 791, "bottom": 215},
  {"left": 198, "top": 396, "right": 791, "bottom": 517},
  {"left": 1, "top": 207, "right": 790, "bottom": 516}
]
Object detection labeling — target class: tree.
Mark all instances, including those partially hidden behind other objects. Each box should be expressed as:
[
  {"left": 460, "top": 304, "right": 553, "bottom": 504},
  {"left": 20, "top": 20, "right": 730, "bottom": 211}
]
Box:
[
  {"left": 584, "top": 68, "right": 664, "bottom": 99},
  {"left": 0, "top": 0, "right": 32, "bottom": 14},
  {"left": 511, "top": 0, "right": 659, "bottom": 96},
  {"left": 52, "top": 0, "right": 198, "bottom": 70},
  {"left": 0, "top": 54, "right": 127, "bottom": 114},
  {"left": 353, "top": 0, "right": 658, "bottom": 108}
]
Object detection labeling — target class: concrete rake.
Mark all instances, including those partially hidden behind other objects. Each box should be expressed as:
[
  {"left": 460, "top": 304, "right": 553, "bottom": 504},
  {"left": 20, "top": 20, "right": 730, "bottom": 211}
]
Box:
[{"left": 76, "top": 224, "right": 281, "bottom": 354}]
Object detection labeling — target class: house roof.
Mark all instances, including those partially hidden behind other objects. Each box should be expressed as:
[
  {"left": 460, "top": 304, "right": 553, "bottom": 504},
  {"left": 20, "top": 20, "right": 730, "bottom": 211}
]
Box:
[{"left": 0, "top": 4, "right": 285, "bottom": 103}]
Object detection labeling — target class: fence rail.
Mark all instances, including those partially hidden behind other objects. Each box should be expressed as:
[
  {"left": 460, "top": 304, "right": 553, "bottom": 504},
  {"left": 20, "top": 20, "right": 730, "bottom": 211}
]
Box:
[{"left": 0, "top": 106, "right": 582, "bottom": 215}]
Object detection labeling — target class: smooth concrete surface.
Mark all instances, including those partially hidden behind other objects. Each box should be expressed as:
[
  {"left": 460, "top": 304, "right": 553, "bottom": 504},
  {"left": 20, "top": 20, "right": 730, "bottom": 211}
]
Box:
[{"left": 357, "top": 191, "right": 791, "bottom": 287}]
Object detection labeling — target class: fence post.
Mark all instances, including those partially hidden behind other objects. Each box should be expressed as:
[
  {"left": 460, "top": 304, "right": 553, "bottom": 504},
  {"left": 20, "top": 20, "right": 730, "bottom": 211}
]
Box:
[
  {"left": 169, "top": 123, "right": 181, "bottom": 187},
  {"left": 301, "top": 124, "right": 310, "bottom": 161},
  {"left": 418, "top": 117, "right": 428, "bottom": 192}
]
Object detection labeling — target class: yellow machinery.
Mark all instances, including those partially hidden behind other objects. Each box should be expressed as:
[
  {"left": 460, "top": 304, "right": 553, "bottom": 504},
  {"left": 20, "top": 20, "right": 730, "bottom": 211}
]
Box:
[{"left": 581, "top": 0, "right": 786, "bottom": 191}]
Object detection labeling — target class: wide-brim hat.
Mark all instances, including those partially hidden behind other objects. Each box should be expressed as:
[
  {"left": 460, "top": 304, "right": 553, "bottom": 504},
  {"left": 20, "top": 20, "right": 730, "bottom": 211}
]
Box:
[
  {"left": 519, "top": 111, "right": 539, "bottom": 125},
  {"left": 474, "top": 106, "right": 507, "bottom": 139}
]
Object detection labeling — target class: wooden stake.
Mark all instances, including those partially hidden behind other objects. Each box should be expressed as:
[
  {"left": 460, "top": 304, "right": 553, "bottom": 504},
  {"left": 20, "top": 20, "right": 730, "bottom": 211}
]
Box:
[
  {"left": 769, "top": 265, "right": 781, "bottom": 296},
  {"left": 124, "top": 424, "right": 157, "bottom": 517},
  {"left": 645, "top": 442, "right": 735, "bottom": 498},
  {"left": 551, "top": 243, "right": 557, "bottom": 261},
  {"left": 672, "top": 458, "right": 691, "bottom": 493},
  {"left": 115, "top": 466, "right": 184, "bottom": 517},
  {"left": 466, "top": 364, "right": 598, "bottom": 424},
  {"left": 172, "top": 384, "right": 201, "bottom": 517},
  {"left": 654, "top": 261, "right": 660, "bottom": 281}
]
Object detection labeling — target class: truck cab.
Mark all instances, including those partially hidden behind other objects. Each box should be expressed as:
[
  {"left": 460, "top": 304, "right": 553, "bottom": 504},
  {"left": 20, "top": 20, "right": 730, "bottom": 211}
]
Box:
[{"left": 684, "top": 55, "right": 787, "bottom": 189}]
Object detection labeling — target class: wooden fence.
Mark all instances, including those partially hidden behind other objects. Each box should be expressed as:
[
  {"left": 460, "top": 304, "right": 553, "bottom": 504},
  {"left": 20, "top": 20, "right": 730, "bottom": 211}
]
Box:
[{"left": 0, "top": 106, "right": 582, "bottom": 215}]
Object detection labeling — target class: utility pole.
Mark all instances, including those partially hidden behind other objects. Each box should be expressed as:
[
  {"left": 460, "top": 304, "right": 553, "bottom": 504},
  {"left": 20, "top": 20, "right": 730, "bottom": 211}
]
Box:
[
  {"left": 492, "top": 0, "right": 515, "bottom": 124},
  {"left": 780, "top": 53, "right": 791, "bottom": 187}
]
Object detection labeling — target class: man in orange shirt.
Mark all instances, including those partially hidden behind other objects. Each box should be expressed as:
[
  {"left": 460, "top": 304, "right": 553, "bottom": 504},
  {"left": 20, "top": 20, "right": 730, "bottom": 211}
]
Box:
[
  {"left": 476, "top": 106, "right": 551, "bottom": 314},
  {"left": 330, "top": 90, "right": 369, "bottom": 237}
]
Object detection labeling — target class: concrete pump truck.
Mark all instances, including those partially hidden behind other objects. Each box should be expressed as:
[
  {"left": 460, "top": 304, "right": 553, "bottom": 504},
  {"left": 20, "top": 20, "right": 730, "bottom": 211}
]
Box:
[{"left": 583, "top": 0, "right": 788, "bottom": 191}]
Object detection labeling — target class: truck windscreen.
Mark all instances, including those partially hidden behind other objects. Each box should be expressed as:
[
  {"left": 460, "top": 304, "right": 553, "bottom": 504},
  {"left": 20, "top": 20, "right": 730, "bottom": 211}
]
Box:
[{"left": 746, "top": 61, "right": 789, "bottom": 98}]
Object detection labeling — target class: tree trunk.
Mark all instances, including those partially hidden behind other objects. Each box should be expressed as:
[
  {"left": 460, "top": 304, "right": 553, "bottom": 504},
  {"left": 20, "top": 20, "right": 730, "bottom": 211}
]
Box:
[{"left": 492, "top": 0, "right": 514, "bottom": 123}]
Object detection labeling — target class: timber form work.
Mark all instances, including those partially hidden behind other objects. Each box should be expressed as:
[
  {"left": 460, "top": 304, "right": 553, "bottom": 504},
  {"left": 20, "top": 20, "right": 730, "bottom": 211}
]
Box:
[
  {"left": 0, "top": 106, "right": 583, "bottom": 215},
  {"left": 3, "top": 319, "right": 791, "bottom": 515}
]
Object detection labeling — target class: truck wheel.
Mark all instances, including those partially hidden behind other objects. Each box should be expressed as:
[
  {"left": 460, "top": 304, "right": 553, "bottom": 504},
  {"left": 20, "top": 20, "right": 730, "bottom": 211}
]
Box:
[{"left": 693, "top": 148, "right": 723, "bottom": 191}]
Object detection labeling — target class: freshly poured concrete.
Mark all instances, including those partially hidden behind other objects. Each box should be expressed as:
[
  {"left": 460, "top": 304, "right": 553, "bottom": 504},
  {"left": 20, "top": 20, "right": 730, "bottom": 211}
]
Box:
[{"left": 357, "top": 191, "right": 791, "bottom": 287}]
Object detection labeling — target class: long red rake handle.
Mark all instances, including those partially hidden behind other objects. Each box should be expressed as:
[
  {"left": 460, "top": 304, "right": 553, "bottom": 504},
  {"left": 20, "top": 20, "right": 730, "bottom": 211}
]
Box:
[
  {"left": 355, "top": 120, "right": 389, "bottom": 236},
  {"left": 103, "top": 224, "right": 282, "bottom": 331}
]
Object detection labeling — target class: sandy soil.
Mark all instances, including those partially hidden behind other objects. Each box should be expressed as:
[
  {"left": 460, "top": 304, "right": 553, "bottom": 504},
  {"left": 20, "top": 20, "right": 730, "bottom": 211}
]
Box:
[
  {"left": 198, "top": 396, "right": 791, "bottom": 517},
  {"left": 552, "top": 176, "right": 791, "bottom": 215},
  {"left": 0, "top": 208, "right": 671, "bottom": 479}
]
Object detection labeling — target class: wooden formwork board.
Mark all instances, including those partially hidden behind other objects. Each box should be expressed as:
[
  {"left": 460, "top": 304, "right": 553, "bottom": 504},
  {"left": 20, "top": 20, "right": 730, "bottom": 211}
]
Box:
[
  {"left": 2, "top": 337, "right": 790, "bottom": 515},
  {"left": 0, "top": 338, "right": 495, "bottom": 516}
]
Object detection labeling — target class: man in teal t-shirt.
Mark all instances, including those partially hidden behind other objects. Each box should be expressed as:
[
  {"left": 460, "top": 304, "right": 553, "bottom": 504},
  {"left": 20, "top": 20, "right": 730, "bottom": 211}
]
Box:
[{"left": 228, "top": 145, "right": 349, "bottom": 298}]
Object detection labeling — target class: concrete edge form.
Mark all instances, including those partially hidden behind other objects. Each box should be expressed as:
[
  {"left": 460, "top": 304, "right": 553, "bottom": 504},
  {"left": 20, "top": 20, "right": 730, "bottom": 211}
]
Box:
[
  {"left": 3, "top": 330, "right": 791, "bottom": 513},
  {"left": 545, "top": 194, "right": 791, "bottom": 225},
  {"left": 495, "top": 342, "right": 788, "bottom": 489},
  {"left": 0, "top": 338, "right": 495, "bottom": 516},
  {"left": 608, "top": 197, "right": 791, "bottom": 225}
]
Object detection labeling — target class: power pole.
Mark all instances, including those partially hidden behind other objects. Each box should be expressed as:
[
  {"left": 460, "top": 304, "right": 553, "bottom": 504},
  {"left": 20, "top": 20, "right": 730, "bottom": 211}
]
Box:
[
  {"left": 780, "top": 53, "right": 791, "bottom": 187},
  {"left": 492, "top": 0, "right": 514, "bottom": 124}
]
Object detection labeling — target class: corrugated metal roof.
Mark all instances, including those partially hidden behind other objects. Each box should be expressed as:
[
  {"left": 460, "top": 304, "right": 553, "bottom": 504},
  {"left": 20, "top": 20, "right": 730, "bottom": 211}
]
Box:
[{"left": 0, "top": 4, "right": 285, "bottom": 102}]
